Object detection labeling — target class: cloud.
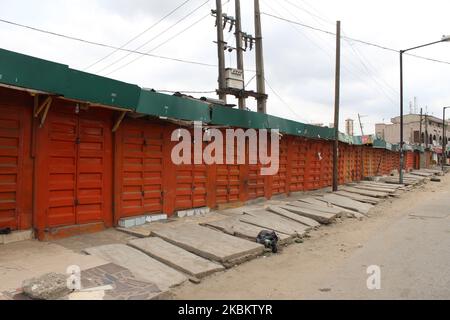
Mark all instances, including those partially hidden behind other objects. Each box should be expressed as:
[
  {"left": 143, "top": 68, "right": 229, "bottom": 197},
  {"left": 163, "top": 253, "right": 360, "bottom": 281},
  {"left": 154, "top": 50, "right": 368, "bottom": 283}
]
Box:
[{"left": 96, "top": 0, "right": 195, "bottom": 19}]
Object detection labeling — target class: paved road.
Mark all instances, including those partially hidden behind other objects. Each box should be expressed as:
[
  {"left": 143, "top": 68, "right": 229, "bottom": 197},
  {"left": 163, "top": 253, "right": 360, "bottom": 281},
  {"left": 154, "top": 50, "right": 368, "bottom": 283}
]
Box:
[
  {"left": 309, "top": 181, "right": 450, "bottom": 299},
  {"left": 174, "top": 175, "right": 450, "bottom": 300}
]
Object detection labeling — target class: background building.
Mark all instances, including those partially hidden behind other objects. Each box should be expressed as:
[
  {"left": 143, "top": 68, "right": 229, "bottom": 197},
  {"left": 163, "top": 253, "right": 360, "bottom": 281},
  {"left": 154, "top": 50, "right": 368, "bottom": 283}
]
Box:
[
  {"left": 345, "top": 119, "right": 355, "bottom": 136},
  {"left": 376, "top": 114, "right": 450, "bottom": 147}
]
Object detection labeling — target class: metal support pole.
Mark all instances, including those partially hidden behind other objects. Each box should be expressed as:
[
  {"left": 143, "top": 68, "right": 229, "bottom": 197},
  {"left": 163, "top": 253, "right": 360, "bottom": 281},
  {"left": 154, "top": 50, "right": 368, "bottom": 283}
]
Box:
[
  {"left": 332, "top": 21, "right": 341, "bottom": 192},
  {"left": 358, "top": 113, "right": 364, "bottom": 136},
  {"left": 235, "top": 0, "right": 246, "bottom": 109},
  {"left": 399, "top": 50, "right": 405, "bottom": 184},
  {"left": 419, "top": 108, "right": 423, "bottom": 146},
  {"left": 216, "top": 0, "right": 227, "bottom": 103},
  {"left": 254, "top": 0, "right": 267, "bottom": 114},
  {"left": 443, "top": 108, "right": 448, "bottom": 171}
]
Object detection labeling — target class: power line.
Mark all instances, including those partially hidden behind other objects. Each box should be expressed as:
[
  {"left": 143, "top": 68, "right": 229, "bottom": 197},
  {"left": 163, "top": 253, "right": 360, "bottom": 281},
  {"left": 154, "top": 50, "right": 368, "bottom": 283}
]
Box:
[
  {"left": 264, "top": 77, "right": 309, "bottom": 123},
  {"left": 282, "top": 0, "right": 334, "bottom": 27},
  {"left": 268, "top": 0, "right": 396, "bottom": 104},
  {"left": 104, "top": 11, "right": 211, "bottom": 76},
  {"left": 84, "top": 0, "right": 193, "bottom": 71},
  {"left": 0, "top": 17, "right": 217, "bottom": 68},
  {"left": 344, "top": 36, "right": 399, "bottom": 97},
  {"left": 342, "top": 37, "right": 399, "bottom": 104},
  {"left": 265, "top": 1, "right": 400, "bottom": 113},
  {"left": 261, "top": 12, "right": 450, "bottom": 66},
  {"left": 298, "top": 0, "right": 335, "bottom": 24},
  {"left": 97, "top": 0, "right": 211, "bottom": 74},
  {"left": 245, "top": 74, "right": 257, "bottom": 88}
]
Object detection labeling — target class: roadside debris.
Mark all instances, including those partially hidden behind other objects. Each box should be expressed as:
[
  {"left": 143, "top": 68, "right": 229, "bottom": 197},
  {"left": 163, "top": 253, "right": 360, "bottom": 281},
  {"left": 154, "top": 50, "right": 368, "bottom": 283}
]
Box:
[
  {"left": 0, "top": 228, "right": 11, "bottom": 235},
  {"left": 256, "top": 230, "right": 279, "bottom": 253},
  {"left": 22, "top": 273, "right": 72, "bottom": 300}
]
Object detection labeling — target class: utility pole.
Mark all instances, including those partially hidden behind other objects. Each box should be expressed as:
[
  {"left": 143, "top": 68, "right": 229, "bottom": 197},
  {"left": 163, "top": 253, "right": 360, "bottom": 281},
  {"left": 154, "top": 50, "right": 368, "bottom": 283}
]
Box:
[
  {"left": 358, "top": 113, "right": 365, "bottom": 136},
  {"left": 419, "top": 108, "right": 423, "bottom": 146},
  {"left": 332, "top": 21, "right": 341, "bottom": 192},
  {"left": 357, "top": 113, "right": 366, "bottom": 180},
  {"left": 254, "top": 0, "right": 267, "bottom": 113},
  {"left": 425, "top": 113, "right": 429, "bottom": 146},
  {"left": 442, "top": 107, "right": 449, "bottom": 170},
  {"left": 399, "top": 50, "right": 405, "bottom": 183},
  {"left": 235, "top": 0, "right": 246, "bottom": 109},
  {"left": 215, "top": 0, "right": 227, "bottom": 103}
]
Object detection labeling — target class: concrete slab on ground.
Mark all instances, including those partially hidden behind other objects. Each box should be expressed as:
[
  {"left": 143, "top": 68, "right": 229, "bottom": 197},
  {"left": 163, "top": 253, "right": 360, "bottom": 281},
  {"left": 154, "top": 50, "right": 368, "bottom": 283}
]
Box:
[
  {"left": 296, "top": 198, "right": 347, "bottom": 212},
  {"left": 410, "top": 171, "right": 434, "bottom": 177},
  {"left": 359, "top": 181, "right": 403, "bottom": 189},
  {"left": 151, "top": 224, "right": 264, "bottom": 265},
  {"left": 202, "top": 217, "right": 293, "bottom": 245},
  {"left": 53, "top": 229, "right": 137, "bottom": 253},
  {"left": 349, "top": 183, "right": 398, "bottom": 193},
  {"left": 288, "top": 201, "right": 343, "bottom": 215},
  {"left": 78, "top": 263, "right": 167, "bottom": 300},
  {"left": 421, "top": 169, "right": 443, "bottom": 175},
  {"left": 383, "top": 176, "right": 419, "bottom": 184},
  {"left": 340, "top": 186, "right": 389, "bottom": 198},
  {"left": 404, "top": 174, "right": 425, "bottom": 180},
  {"left": 83, "top": 244, "right": 187, "bottom": 291},
  {"left": 241, "top": 210, "right": 310, "bottom": 236},
  {"left": 317, "top": 194, "right": 373, "bottom": 214},
  {"left": 0, "top": 241, "right": 107, "bottom": 293},
  {"left": 267, "top": 206, "right": 321, "bottom": 228},
  {"left": 128, "top": 238, "right": 224, "bottom": 279},
  {"left": 295, "top": 198, "right": 365, "bottom": 218},
  {"left": 279, "top": 205, "right": 337, "bottom": 225},
  {"left": 335, "top": 191, "right": 381, "bottom": 205}
]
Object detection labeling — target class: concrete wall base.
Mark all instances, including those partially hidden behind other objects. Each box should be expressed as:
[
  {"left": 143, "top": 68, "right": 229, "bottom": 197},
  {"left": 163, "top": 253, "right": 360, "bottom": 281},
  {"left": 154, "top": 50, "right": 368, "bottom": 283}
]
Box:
[
  {"left": 118, "top": 214, "right": 169, "bottom": 229},
  {"left": 1, "top": 230, "right": 34, "bottom": 245}
]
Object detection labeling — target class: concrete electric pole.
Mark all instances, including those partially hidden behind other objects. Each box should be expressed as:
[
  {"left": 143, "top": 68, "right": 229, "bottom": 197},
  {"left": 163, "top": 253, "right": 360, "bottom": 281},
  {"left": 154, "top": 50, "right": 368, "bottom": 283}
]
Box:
[
  {"left": 419, "top": 108, "right": 423, "bottom": 145},
  {"left": 358, "top": 113, "right": 365, "bottom": 136},
  {"left": 235, "top": 0, "right": 246, "bottom": 109},
  {"left": 332, "top": 21, "right": 341, "bottom": 192},
  {"left": 215, "top": 0, "right": 227, "bottom": 103},
  {"left": 254, "top": 0, "right": 267, "bottom": 114}
]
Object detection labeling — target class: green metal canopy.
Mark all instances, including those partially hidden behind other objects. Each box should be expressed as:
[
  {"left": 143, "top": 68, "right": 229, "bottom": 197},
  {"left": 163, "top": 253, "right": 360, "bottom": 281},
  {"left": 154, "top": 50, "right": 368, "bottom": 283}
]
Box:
[{"left": 0, "top": 47, "right": 398, "bottom": 152}]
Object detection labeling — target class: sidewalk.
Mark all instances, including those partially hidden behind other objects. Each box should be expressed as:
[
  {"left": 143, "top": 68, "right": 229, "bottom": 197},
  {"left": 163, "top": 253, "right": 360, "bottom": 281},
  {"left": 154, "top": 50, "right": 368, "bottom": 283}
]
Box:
[{"left": 0, "top": 169, "right": 442, "bottom": 300}]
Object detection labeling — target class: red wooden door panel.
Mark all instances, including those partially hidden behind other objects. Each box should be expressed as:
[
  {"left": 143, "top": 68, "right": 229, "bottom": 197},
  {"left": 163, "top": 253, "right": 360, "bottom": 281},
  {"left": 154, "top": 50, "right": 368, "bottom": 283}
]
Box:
[
  {"left": 271, "top": 137, "right": 288, "bottom": 195},
  {"left": 192, "top": 164, "right": 208, "bottom": 208},
  {"left": 175, "top": 165, "right": 208, "bottom": 210},
  {"left": 0, "top": 106, "right": 23, "bottom": 230},
  {"left": 174, "top": 134, "right": 208, "bottom": 211},
  {"left": 41, "top": 105, "right": 112, "bottom": 229},
  {"left": 320, "top": 141, "right": 332, "bottom": 188},
  {"left": 46, "top": 109, "right": 78, "bottom": 227},
  {"left": 175, "top": 164, "right": 195, "bottom": 210},
  {"left": 216, "top": 139, "right": 242, "bottom": 205},
  {"left": 289, "top": 137, "right": 307, "bottom": 192},
  {"left": 306, "top": 141, "right": 321, "bottom": 190},
  {"left": 76, "top": 115, "right": 111, "bottom": 225},
  {"left": 142, "top": 126, "right": 164, "bottom": 214},
  {"left": 216, "top": 164, "right": 241, "bottom": 204},
  {"left": 118, "top": 121, "right": 164, "bottom": 219}
]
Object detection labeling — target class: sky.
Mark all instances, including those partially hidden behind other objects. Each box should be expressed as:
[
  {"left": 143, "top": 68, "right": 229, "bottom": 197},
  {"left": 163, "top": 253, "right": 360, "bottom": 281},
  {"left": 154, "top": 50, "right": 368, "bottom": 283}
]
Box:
[{"left": 1, "top": 0, "right": 450, "bottom": 134}]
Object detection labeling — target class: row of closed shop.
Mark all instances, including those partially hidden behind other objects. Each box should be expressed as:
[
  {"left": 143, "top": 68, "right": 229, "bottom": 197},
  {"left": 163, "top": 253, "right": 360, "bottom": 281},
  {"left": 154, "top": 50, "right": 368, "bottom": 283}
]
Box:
[{"left": 0, "top": 86, "right": 406, "bottom": 239}]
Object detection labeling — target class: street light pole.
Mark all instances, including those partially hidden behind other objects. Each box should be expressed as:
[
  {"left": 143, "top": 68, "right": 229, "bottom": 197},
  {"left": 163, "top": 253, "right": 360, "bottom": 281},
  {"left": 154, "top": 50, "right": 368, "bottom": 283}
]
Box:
[
  {"left": 399, "top": 35, "right": 450, "bottom": 184},
  {"left": 399, "top": 50, "right": 405, "bottom": 183},
  {"left": 443, "top": 107, "right": 449, "bottom": 171}
]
